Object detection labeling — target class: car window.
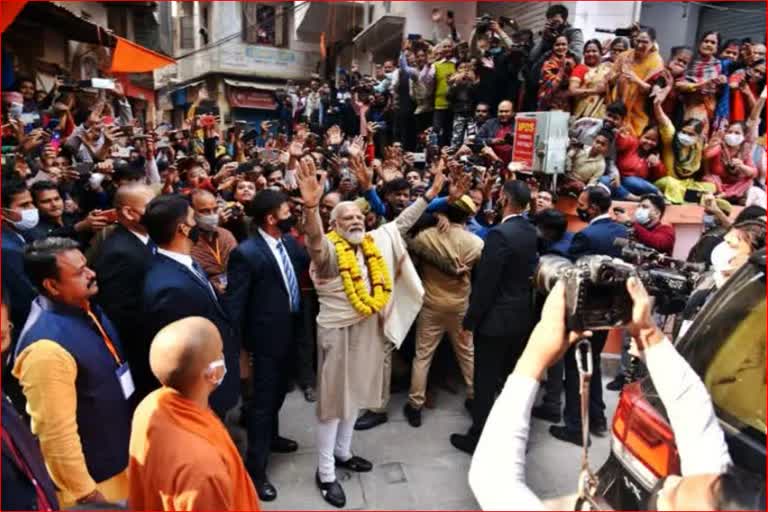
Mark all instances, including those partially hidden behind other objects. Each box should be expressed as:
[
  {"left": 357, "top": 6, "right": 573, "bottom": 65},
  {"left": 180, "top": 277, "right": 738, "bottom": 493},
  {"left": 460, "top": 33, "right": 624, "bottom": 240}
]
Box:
[{"left": 704, "top": 295, "right": 766, "bottom": 433}]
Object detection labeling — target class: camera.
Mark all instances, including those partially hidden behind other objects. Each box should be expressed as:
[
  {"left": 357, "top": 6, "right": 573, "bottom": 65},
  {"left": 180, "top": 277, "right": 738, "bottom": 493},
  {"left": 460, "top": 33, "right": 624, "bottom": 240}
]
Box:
[
  {"left": 535, "top": 255, "right": 636, "bottom": 331},
  {"left": 475, "top": 14, "right": 494, "bottom": 34},
  {"left": 615, "top": 238, "right": 704, "bottom": 315}
]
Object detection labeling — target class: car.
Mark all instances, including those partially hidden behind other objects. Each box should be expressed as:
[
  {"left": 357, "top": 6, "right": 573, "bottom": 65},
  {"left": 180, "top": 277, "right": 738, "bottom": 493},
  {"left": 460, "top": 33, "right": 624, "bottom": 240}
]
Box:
[{"left": 590, "top": 249, "right": 766, "bottom": 510}]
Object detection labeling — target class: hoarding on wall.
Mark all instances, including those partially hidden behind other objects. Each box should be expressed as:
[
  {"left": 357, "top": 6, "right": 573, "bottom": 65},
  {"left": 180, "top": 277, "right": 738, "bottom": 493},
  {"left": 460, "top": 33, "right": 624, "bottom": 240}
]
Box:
[{"left": 512, "top": 117, "right": 537, "bottom": 168}]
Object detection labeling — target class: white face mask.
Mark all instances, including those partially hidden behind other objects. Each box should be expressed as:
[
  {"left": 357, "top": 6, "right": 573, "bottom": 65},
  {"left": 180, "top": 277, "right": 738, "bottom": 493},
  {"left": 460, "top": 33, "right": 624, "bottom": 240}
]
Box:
[
  {"left": 195, "top": 213, "right": 219, "bottom": 231},
  {"left": 724, "top": 133, "right": 744, "bottom": 147},
  {"left": 10, "top": 208, "right": 39, "bottom": 231},
  {"left": 205, "top": 358, "right": 226, "bottom": 387},
  {"left": 677, "top": 133, "right": 696, "bottom": 147},
  {"left": 634, "top": 207, "right": 652, "bottom": 225}
]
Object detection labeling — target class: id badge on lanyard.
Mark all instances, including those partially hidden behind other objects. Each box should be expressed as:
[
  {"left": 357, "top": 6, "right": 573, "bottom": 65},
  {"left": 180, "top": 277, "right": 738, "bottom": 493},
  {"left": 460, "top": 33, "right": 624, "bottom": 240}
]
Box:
[{"left": 116, "top": 363, "right": 135, "bottom": 400}]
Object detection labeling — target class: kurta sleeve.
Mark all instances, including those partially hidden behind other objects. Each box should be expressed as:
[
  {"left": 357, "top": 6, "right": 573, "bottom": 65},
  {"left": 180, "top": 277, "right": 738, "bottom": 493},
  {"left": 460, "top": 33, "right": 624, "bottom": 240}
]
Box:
[
  {"left": 659, "top": 120, "right": 676, "bottom": 177},
  {"left": 393, "top": 196, "right": 429, "bottom": 237},
  {"left": 469, "top": 373, "right": 545, "bottom": 510},
  {"left": 12, "top": 340, "right": 98, "bottom": 500}
]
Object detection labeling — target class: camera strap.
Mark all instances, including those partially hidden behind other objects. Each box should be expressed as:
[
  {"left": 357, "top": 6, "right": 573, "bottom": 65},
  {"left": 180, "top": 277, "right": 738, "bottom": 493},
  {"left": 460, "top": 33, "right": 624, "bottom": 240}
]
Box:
[{"left": 573, "top": 338, "right": 606, "bottom": 511}]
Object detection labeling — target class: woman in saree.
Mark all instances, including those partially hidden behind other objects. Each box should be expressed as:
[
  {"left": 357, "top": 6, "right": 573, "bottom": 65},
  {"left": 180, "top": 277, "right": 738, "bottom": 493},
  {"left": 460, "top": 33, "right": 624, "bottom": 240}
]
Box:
[
  {"left": 653, "top": 86, "right": 717, "bottom": 204},
  {"left": 609, "top": 27, "right": 665, "bottom": 137},
  {"left": 569, "top": 39, "right": 612, "bottom": 120},
  {"left": 537, "top": 35, "right": 576, "bottom": 112},
  {"left": 677, "top": 31, "right": 727, "bottom": 138}
]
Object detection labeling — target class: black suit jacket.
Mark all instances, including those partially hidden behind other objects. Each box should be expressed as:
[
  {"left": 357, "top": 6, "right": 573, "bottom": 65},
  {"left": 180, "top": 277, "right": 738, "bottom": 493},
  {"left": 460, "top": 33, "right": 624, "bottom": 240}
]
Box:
[
  {"left": 142, "top": 253, "right": 240, "bottom": 415},
  {"left": 91, "top": 224, "right": 155, "bottom": 397},
  {"left": 224, "top": 232, "right": 309, "bottom": 358},
  {"left": 463, "top": 216, "right": 539, "bottom": 337}
]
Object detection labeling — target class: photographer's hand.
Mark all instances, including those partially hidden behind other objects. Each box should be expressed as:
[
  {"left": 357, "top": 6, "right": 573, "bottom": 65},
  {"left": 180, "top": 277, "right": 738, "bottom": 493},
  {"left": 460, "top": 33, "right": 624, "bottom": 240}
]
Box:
[
  {"left": 515, "top": 281, "right": 591, "bottom": 380},
  {"left": 625, "top": 277, "right": 664, "bottom": 353}
]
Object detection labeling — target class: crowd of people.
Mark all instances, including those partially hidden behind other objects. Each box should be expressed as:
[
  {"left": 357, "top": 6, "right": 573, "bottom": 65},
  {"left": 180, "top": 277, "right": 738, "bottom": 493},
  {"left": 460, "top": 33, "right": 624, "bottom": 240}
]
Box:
[{"left": 2, "top": 4, "right": 766, "bottom": 511}]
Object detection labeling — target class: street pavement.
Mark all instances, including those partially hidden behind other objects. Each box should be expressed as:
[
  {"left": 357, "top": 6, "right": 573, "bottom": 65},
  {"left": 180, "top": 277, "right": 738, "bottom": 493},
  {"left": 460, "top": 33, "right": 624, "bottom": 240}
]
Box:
[{"left": 231, "top": 380, "right": 619, "bottom": 510}]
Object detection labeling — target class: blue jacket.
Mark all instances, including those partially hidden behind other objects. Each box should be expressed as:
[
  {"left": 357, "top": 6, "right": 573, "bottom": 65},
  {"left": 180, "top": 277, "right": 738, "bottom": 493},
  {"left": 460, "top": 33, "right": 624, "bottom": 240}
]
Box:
[
  {"left": 542, "top": 231, "right": 575, "bottom": 258},
  {"left": 2, "top": 393, "right": 59, "bottom": 511},
  {"left": 142, "top": 253, "right": 240, "bottom": 416},
  {"left": 224, "top": 232, "right": 309, "bottom": 358},
  {"left": 569, "top": 217, "right": 628, "bottom": 260},
  {"left": 1, "top": 225, "right": 35, "bottom": 342},
  {"left": 16, "top": 297, "right": 132, "bottom": 484}
]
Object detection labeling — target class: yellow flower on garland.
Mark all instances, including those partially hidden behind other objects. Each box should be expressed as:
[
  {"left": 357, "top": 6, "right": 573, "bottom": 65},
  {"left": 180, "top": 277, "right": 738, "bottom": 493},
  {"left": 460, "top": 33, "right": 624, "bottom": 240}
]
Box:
[{"left": 328, "top": 230, "right": 392, "bottom": 317}]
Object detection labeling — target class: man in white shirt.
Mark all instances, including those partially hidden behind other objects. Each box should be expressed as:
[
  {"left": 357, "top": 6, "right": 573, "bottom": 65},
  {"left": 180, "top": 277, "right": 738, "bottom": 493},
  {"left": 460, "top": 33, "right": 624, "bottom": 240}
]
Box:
[
  {"left": 141, "top": 195, "right": 240, "bottom": 421},
  {"left": 470, "top": 277, "right": 737, "bottom": 511},
  {"left": 224, "top": 189, "right": 310, "bottom": 502}
]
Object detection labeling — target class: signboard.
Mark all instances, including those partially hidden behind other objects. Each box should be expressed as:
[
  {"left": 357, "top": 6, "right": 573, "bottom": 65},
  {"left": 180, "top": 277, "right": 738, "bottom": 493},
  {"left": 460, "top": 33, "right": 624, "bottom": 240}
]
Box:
[
  {"left": 512, "top": 117, "right": 537, "bottom": 168},
  {"left": 227, "top": 87, "right": 277, "bottom": 110}
]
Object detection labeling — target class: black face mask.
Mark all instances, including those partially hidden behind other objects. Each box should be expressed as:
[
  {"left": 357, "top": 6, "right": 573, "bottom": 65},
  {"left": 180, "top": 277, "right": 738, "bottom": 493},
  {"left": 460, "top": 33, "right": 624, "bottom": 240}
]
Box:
[
  {"left": 186, "top": 225, "right": 200, "bottom": 244},
  {"left": 576, "top": 208, "right": 591, "bottom": 222},
  {"left": 277, "top": 216, "right": 296, "bottom": 234}
]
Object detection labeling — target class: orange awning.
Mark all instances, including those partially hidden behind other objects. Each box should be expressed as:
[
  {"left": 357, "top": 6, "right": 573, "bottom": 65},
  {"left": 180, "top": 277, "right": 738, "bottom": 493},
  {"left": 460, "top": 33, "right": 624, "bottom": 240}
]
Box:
[
  {"left": 1, "top": 0, "right": 28, "bottom": 33},
  {"left": 109, "top": 36, "right": 175, "bottom": 73}
]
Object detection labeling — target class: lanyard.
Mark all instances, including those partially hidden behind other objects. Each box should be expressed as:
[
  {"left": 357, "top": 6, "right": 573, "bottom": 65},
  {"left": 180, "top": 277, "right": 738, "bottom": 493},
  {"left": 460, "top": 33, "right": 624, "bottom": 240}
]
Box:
[
  {"left": 207, "top": 238, "right": 223, "bottom": 267},
  {"left": 84, "top": 305, "right": 122, "bottom": 366}
]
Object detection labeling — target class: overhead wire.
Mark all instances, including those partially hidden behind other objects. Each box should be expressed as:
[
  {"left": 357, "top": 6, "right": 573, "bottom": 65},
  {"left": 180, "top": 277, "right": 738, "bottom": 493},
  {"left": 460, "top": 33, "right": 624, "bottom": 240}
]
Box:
[{"left": 173, "top": 1, "right": 311, "bottom": 61}]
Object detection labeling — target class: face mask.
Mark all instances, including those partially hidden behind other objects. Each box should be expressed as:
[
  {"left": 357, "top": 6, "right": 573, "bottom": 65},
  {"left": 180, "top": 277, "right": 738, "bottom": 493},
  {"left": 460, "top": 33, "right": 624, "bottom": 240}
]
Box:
[
  {"left": 10, "top": 208, "right": 39, "bottom": 231},
  {"left": 206, "top": 358, "right": 227, "bottom": 387},
  {"left": 724, "top": 133, "right": 744, "bottom": 147},
  {"left": 710, "top": 241, "right": 740, "bottom": 273},
  {"left": 196, "top": 213, "right": 219, "bottom": 232},
  {"left": 277, "top": 216, "right": 296, "bottom": 234},
  {"left": 489, "top": 47, "right": 503, "bottom": 55},
  {"left": 634, "top": 207, "right": 651, "bottom": 225},
  {"left": 576, "top": 207, "right": 591, "bottom": 222},
  {"left": 677, "top": 133, "right": 696, "bottom": 147}
]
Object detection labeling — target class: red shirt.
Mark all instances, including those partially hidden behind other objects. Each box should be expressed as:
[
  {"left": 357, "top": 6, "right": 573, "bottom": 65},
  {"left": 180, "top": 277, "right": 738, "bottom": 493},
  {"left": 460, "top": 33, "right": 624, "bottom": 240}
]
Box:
[
  {"left": 616, "top": 131, "right": 667, "bottom": 181},
  {"left": 634, "top": 221, "right": 675, "bottom": 255}
]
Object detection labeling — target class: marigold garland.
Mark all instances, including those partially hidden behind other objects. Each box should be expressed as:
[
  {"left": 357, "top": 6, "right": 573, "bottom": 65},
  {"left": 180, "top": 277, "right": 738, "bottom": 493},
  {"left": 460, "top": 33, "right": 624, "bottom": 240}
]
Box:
[{"left": 328, "top": 230, "right": 392, "bottom": 316}]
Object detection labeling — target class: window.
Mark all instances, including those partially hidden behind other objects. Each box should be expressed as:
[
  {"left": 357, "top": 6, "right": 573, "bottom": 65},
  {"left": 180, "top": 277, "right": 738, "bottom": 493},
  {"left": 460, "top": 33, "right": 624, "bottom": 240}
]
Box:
[
  {"left": 179, "top": 1, "right": 195, "bottom": 50},
  {"left": 108, "top": 7, "right": 128, "bottom": 38},
  {"left": 243, "top": 3, "right": 287, "bottom": 47}
]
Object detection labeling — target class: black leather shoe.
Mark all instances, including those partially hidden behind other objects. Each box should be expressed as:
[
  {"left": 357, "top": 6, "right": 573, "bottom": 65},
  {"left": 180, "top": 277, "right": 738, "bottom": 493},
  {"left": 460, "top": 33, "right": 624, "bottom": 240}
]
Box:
[
  {"left": 254, "top": 479, "right": 277, "bottom": 501},
  {"left": 403, "top": 403, "right": 422, "bottom": 427},
  {"left": 531, "top": 405, "right": 562, "bottom": 423},
  {"left": 316, "top": 471, "right": 346, "bottom": 508},
  {"left": 335, "top": 455, "right": 373, "bottom": 472},
  {"left": 270, "top": 436, "right": 298, "bottom": 453},
  {"left": 549, "top": 425, "right": 590, "bottom": 447},
  {"left": 606, "top": 374, "right": 625, "bottom": 391},
  {"left": 354, "top": 410, "right": 388, "bottom": 431},
  {"left": 590, "top": 421, "right": 608, "bottom": 437},
  {"left": 449, "top": 433, "right": 477, "bottom": 455},
  {"left": 303, "top": 386, "right": 317, "bottom": 403}
]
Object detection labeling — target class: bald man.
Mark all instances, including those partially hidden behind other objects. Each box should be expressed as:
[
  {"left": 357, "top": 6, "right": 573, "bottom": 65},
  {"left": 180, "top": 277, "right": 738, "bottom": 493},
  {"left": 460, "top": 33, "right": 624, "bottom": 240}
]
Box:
[
  {"left": 477, "top": 100, "right": 516, "bottom": 166},
  {"left": 128, "top": 317, "right": 259, "bottom": 511},
  {"left": 92, "top": 183, "right": 158, "bottom": 400},
  {"left": 189, "top": 189, "right": 237, "bottom": 296}
]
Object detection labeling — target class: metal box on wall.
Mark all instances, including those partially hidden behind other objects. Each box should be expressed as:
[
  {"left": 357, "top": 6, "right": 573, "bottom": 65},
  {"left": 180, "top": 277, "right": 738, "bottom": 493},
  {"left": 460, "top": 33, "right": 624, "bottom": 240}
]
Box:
[{"left": 511, "top": 111, "right": 570, "bottom": 174}]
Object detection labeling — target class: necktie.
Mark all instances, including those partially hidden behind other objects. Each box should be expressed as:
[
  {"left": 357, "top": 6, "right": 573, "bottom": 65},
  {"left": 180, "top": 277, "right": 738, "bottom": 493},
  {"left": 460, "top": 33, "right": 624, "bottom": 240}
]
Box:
[
  {"left": 276, "top": 241, "right": 301, "bottom": 312},
  {"left": 147, "top": 239, "right": 158, "bottom": 255}
]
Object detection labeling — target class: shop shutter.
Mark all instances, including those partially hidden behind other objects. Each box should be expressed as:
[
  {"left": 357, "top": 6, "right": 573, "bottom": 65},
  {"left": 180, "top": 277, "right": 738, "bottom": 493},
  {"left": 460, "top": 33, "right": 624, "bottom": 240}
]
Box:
[
  {"left": 697, "top": 2, "right": 766, "bottom": 45},
  {"left": 483, "top": 2, "right": 552, "bottom": 37}
]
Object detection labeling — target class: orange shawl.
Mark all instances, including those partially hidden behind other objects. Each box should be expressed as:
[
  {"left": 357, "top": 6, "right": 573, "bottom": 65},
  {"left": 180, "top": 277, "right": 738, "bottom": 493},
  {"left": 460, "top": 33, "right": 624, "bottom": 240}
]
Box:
[{"left": 128, "top": 388, "right": 259, "bottom": 511}]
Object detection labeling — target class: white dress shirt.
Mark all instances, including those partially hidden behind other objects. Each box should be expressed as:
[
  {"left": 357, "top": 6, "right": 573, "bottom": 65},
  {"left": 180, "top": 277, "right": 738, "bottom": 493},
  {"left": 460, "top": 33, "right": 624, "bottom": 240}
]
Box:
[
  {"left": 158, "top": 248, "right": 216, "bottom": 298},
  {"left": 469, "top": 337, "right": 731, "bottom": 510},
  {"left": 258, "top": 228, "right": 293, "bottom": 309},
  {"left": 589, "top": 213, "right": 612, "bottom": 224},
  {"left": 129, "top": 229, "right": 150, "bottom": 245}
]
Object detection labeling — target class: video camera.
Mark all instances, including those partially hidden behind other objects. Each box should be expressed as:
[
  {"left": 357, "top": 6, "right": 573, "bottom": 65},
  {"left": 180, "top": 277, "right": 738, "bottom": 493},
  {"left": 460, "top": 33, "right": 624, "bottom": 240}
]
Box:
[
  {"left": 595, "top": 27, "right": 634, "bottom": 38},
  {"left": 614, "top": 238, "right": 705, "bottom": 315},
  {"left": 535, "top": 244, "right": 703, "bottom": 331}
]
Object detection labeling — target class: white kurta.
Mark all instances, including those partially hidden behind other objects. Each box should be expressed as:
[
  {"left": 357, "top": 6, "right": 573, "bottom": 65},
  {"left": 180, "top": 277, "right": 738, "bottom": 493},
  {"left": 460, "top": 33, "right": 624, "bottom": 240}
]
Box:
[{"left": 311, "top": 198, "right": 427, "bottom": 420}]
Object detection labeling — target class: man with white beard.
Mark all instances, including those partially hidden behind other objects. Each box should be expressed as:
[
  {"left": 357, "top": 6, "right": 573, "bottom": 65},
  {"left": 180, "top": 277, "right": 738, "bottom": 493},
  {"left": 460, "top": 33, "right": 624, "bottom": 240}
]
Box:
[{"left": 295, "top": 154, "right": 453, "bottom": 507}]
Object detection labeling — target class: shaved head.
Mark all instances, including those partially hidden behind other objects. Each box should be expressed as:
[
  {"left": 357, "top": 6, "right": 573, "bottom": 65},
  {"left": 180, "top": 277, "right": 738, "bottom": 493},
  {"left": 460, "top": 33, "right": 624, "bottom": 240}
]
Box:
[
  {"left": 115, "top": 183, "right": 155, "bottom": 210},
  {"left": 149, "top": 317, "right": 223, "bottom": 392}
]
